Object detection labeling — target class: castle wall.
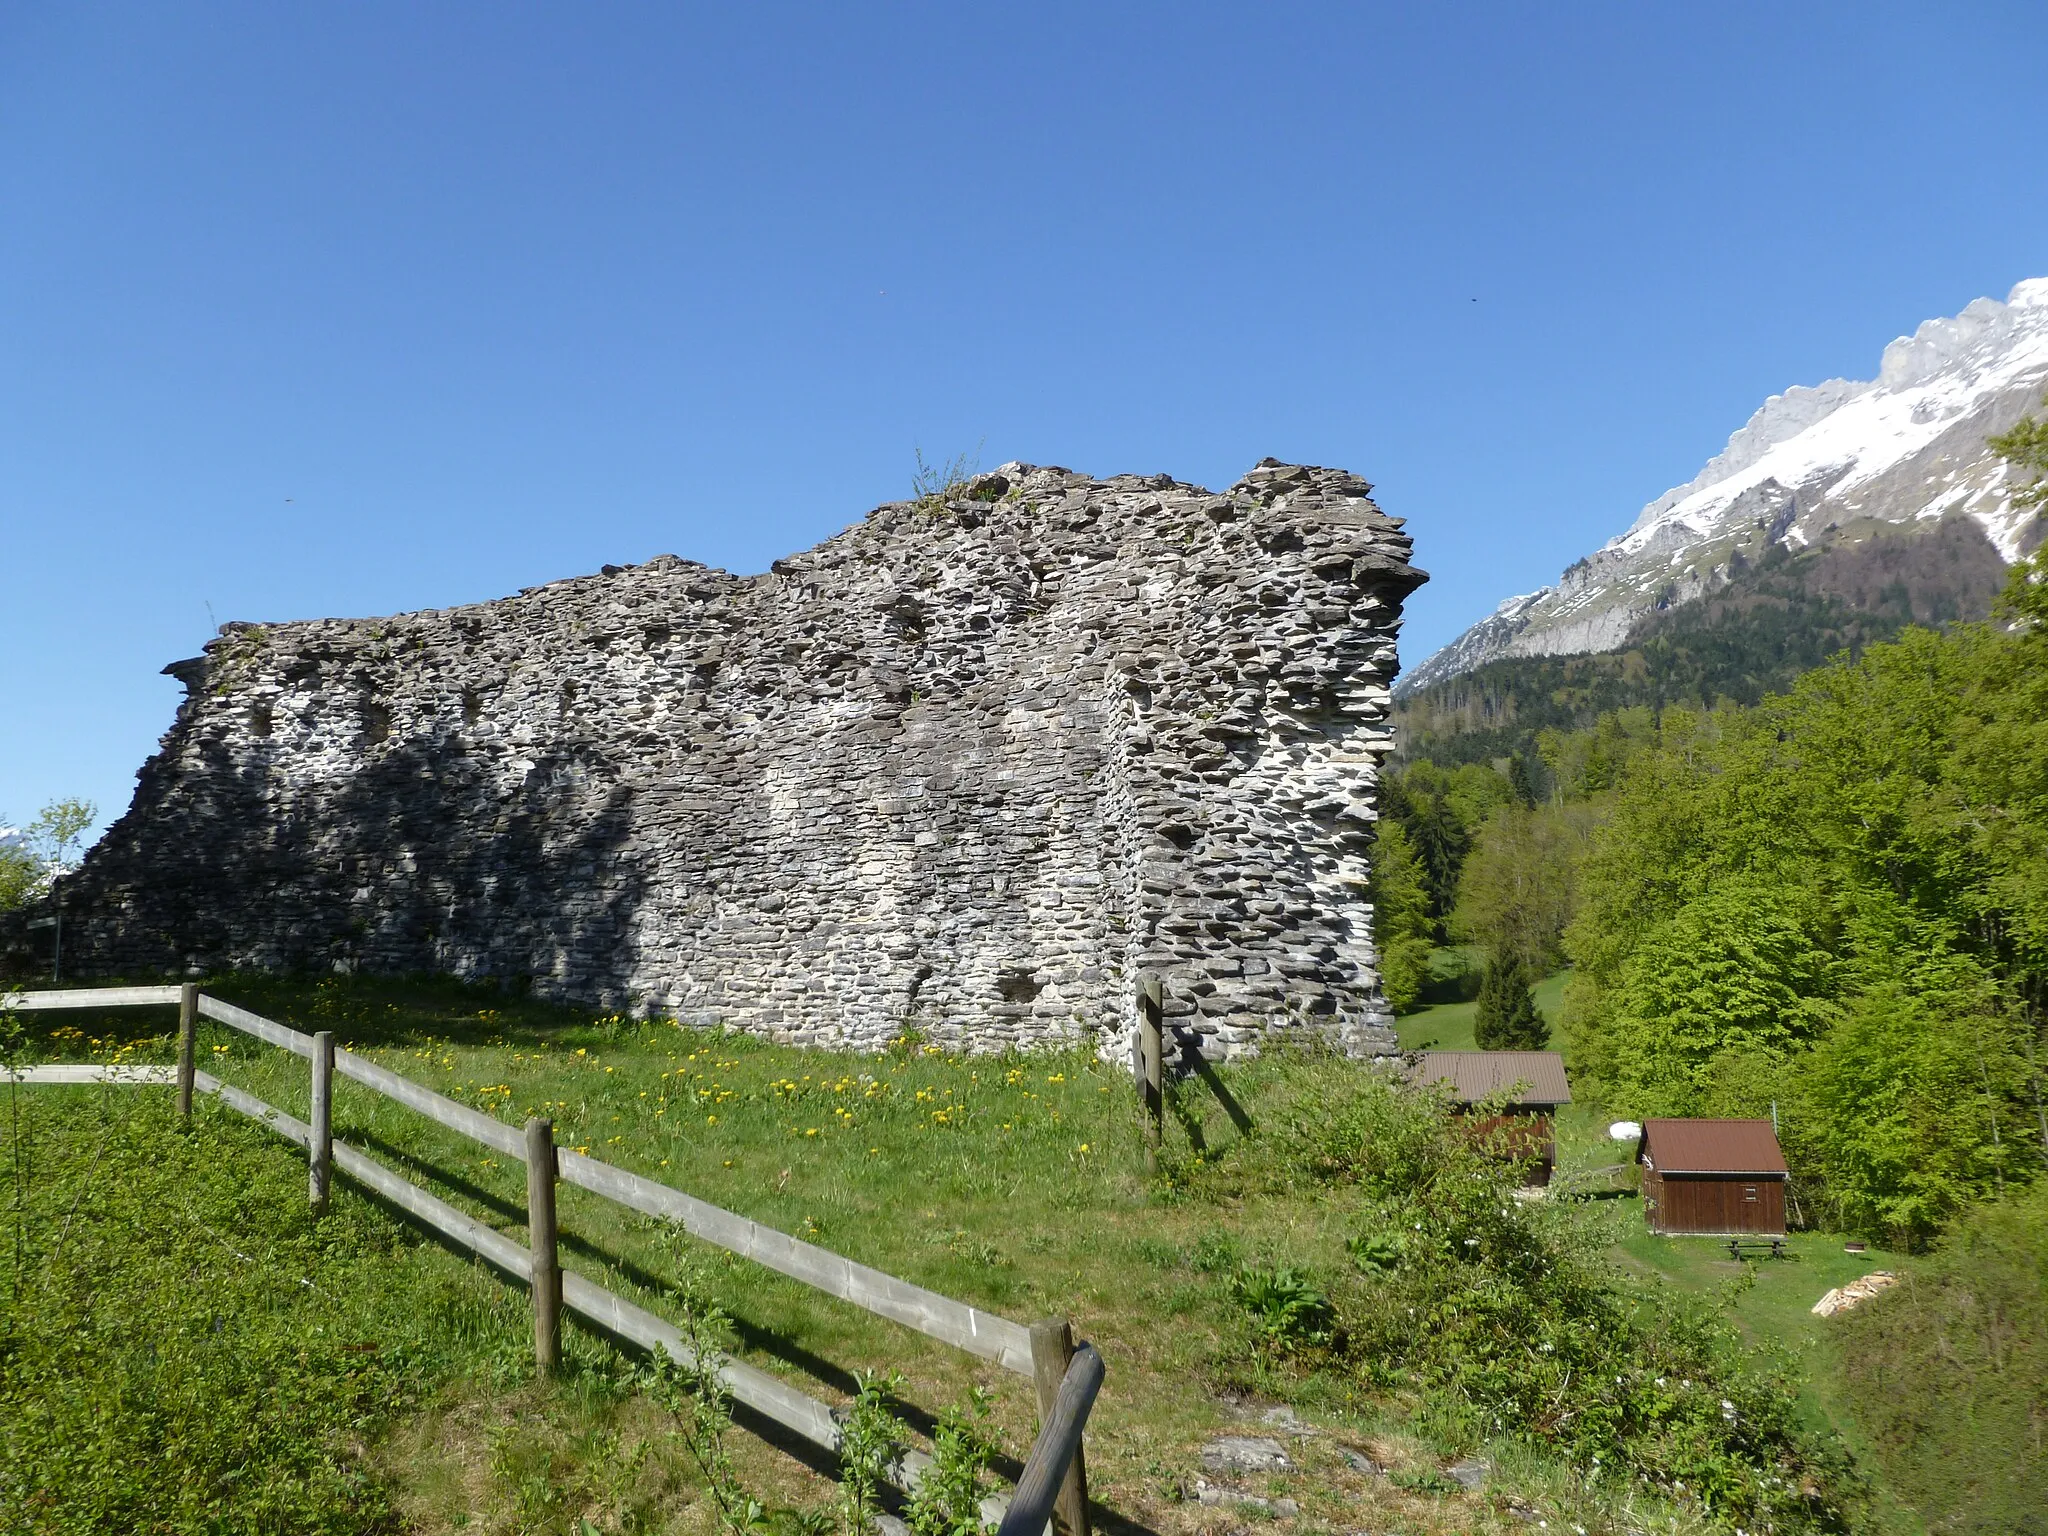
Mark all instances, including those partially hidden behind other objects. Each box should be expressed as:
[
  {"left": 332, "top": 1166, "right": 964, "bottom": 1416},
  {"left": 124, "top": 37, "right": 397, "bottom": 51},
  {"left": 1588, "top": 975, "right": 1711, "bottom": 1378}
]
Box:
[{"left": 42, "top": 460, "right": 1423, "bottom": 1057}]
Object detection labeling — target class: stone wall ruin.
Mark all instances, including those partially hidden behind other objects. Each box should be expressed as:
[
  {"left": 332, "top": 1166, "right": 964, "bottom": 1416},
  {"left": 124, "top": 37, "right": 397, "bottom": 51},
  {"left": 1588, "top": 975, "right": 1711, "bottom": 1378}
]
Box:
[{"left": 36, "top": 460, "right": 1425, "bottom": 1057}]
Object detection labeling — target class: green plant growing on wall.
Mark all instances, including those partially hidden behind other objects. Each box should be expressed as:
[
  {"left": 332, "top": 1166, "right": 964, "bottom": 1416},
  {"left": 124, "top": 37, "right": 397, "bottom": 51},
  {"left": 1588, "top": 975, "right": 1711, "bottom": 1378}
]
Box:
[{"left": 910, "top": 443, "right": 985, "bottom": 514}]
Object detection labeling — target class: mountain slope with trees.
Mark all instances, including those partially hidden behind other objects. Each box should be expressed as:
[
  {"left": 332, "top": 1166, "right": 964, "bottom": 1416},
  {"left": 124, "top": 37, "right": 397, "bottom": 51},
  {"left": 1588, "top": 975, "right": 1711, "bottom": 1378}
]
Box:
[
  {"left": 1393, "top": 512, "right": 2012, "bottom": 771},
  {"left": 1404, "top": 277, "right": 2048, "bottom": 695}
]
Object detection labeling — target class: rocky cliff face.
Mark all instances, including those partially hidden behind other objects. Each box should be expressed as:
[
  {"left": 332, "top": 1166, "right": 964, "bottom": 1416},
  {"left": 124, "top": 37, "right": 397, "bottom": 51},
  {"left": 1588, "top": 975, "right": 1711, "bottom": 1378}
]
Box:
[
  {"left": 35, "top": 461, "right": 1424, "bottom": 1058},
  {"left": 1405, "top": 278, "right": 2048, "bottom": 694}
]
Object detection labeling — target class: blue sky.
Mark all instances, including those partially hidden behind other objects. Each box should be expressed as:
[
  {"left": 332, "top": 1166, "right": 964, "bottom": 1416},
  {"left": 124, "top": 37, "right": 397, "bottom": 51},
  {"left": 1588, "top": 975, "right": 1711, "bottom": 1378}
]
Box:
[{"left": 4, "top": 2, "right": 2047, "bottom": 838}]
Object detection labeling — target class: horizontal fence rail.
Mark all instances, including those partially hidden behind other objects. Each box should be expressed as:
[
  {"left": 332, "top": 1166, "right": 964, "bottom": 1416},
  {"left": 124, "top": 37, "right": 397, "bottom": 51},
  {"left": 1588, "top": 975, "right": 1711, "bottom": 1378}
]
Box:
[
  {"left": 177, "top": 1072, "right": 871, "bottom": 1468},
  {"left": 2, "top": 984, "right": 1091, "bottom": 1532},
  {"left": 556, "top": 1148, "right": 1035, "bottom": 1373},
  {"left": 2, "top": 1063, "right": 177, "bottom": 1084},
  {"left": 8, "top": 985, "right": 184, "bottom": 1010},
  {"left": 175, "top": 990, "right": 1030, "bottom": 1369}
]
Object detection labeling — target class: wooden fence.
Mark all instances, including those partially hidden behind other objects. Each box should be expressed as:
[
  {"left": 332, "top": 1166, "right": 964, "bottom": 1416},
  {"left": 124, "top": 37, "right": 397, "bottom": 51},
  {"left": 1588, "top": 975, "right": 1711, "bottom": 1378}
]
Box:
[{"left": 3, "top": 984, "right": 1097, "bottom": 1535}]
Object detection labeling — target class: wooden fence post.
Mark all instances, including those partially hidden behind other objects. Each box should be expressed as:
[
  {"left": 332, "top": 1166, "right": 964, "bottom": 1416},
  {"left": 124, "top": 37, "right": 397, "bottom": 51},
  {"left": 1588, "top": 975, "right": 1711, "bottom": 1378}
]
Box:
[
  {"left": 309, "top": 1031, "right": 334, "bottom": 1213},
  {"left": 175, "top": 983, "right": 198, "bottom": 1123},
  {"left": 1136, "top": 974, "right": 1164, "bottom": 1169},
  {"left": 1029, "top": 1317, "right": 1091, "bottom": 1536},
  {"left": 526, "top": 1117, "right": 562, "bottom": 1376}
]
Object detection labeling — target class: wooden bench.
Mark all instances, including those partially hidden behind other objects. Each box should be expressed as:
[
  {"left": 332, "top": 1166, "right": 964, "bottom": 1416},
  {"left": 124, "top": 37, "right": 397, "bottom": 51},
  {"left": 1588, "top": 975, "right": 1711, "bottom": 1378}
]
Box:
[{"left": 1726, "top": 1237, "right": 1788, "bottom": 1261}]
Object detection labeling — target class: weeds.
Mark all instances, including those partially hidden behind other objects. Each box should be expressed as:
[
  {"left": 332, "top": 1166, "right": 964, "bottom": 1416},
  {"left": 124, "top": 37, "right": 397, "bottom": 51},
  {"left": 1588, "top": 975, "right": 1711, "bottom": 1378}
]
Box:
[
  {"left": 643, "top": 1255, "right": 767, "bottom": 1536},
  {"left": 904, "top": 1388, "right": 1000, "bottom": 1536},
  {"left": 1228, "top": 1264, "right": 1335, "bottom": 1352},
  {"left": 910, "top": 445, "right": 985, "bottom": 514},
  {"left": 836, "top": 1369, "right": 907, "bottom": 1535},
  {"left": 1345, "top": 1230, "right": 1406, "bottom": 1273}
]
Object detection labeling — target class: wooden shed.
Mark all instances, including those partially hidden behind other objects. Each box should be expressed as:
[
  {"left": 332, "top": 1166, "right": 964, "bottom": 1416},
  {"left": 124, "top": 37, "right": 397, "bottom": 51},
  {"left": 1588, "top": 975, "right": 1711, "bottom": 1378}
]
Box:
[
  {"left": 1411, "top": 1051, "right": 1571, "bottom": 1185},
  {"left": 1637, "top": 1119, "right": 1788, "bottom": 1235}
]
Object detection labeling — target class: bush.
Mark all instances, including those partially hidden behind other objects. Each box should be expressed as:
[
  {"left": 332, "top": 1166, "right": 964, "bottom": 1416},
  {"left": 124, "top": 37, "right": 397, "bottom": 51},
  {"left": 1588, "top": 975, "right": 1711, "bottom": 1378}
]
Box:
[
  {"left": 1834, "top": 1186, "right": 2048, "bottom": 1534},
  {"left": 1199, "top": 1056, "right": 1851, "bottom": 1530}
]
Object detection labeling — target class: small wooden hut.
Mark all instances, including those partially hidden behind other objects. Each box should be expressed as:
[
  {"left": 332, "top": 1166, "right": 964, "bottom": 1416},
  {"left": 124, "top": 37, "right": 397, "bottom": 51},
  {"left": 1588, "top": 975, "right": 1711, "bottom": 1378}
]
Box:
[
  {"left": 1637, "top": 1119, "right": 1787, "bottom": 1235},
  {"left": 1411, "top": 1050, "right": 1571, "bottom": 1186}
]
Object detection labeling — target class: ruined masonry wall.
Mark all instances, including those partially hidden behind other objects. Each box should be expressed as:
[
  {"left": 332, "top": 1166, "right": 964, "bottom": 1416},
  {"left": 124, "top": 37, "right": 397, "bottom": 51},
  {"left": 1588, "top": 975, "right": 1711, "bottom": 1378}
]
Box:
[{"left": 55, "top": 461, "right": 1424, "bottom": 1057}]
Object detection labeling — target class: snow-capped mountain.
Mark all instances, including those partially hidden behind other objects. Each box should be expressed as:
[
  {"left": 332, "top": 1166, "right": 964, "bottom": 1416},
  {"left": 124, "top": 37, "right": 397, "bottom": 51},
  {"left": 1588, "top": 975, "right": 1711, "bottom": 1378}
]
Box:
[{"left": 1403, "top": 278, "right": 2048, "bottom": 694}]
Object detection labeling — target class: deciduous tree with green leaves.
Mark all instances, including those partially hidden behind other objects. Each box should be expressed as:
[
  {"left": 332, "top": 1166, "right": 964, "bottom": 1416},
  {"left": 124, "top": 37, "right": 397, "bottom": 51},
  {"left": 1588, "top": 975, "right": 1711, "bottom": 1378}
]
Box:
[
  {"left": 1989, "top": 391, "right": 2048, "bottom": 513},
  {"left": 1560, "top": 595, "right": 2048, "bottom": 1244},
  {"left": 1453, "top": 801, "right": 1597, "bottom": 975}
]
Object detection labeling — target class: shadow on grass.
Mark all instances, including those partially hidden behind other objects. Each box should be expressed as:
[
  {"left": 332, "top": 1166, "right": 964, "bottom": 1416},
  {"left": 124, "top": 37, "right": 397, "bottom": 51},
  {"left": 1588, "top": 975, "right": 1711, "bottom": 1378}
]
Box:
[
  {"left": 342, "top": 1125, "right": 1054, "bottom": 1484},
  {"left": 338, "top": 1135, "right": 1160, "bottom": 1526}
]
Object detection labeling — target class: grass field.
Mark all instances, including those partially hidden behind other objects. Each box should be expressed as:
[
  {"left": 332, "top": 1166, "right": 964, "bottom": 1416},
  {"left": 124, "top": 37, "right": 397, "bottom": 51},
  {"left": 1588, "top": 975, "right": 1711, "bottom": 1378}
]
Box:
[
  {"left": 0, "top": 973, "right": 1908, "bottom": 1534},
  {"left": 1391, "top": 952, "right": 1570, "bottom": 1056}
]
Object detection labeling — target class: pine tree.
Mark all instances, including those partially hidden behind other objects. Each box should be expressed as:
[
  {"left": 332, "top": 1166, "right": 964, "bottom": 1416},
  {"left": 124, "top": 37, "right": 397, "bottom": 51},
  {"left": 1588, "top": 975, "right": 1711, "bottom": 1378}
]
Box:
[{"left": 1474, "top": 949, "right": 1548, "bottom": 1050}]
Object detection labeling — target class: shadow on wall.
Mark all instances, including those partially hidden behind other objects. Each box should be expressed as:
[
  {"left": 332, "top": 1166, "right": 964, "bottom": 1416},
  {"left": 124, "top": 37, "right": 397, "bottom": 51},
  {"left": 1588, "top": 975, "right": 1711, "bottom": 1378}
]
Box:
[{"left": 32, "top": 733, "right": 649, "bottom": 997}]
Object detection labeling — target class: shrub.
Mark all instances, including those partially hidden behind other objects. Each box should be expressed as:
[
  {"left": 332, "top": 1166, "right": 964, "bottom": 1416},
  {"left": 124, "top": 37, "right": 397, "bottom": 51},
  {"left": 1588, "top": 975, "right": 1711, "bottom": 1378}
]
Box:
[
  {"left": 1199, "top": 1058, "right": 1851, "bottom": 1530},
  {"left": 1834, "top": 1186, "right": 2048, "bottom": 1534},
  {"left": 904, "top": 1388, "right": 1000, "bottom": 1536}
]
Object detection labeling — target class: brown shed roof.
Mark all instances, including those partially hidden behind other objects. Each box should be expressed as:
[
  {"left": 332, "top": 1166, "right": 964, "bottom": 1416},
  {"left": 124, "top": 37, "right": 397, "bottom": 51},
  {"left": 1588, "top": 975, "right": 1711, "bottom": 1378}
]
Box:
[
  {"left": 1410, "top": 1051, "right": 1572, "bottom": 1107},
  {"left": 1639, "top": 1119, "right": 1788, "bottom": 1176}
]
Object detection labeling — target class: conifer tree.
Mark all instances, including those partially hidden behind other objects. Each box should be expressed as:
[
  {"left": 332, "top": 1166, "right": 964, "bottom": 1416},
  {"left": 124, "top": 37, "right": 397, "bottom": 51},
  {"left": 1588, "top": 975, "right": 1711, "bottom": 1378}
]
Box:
[{"left": 1474, "top": 948, "right": 1548, "bottom": 1050}]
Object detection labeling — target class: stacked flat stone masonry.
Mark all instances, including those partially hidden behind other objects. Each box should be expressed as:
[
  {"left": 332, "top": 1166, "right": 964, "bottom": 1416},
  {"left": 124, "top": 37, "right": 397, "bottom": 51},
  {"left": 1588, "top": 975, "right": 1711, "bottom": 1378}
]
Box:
[{"left": 38, "top": 461, "right": 1424, "bottom": 1056}]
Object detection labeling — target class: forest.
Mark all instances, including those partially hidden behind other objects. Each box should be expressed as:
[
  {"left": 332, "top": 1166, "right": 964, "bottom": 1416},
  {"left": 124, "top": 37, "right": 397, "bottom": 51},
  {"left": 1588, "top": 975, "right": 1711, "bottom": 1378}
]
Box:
[
  {"left": 1378, "top": 543, "right": 2048, "bottom": 1246},
  {"left": 1391, "top": 512, "right": 2014, "bottom": 773},
  {"left": 1378, "top": 403, "right": 2048, "bottom": 1250},
  {"left": 1364, "top": 421, "right": 2048, "bottom": 1528}
]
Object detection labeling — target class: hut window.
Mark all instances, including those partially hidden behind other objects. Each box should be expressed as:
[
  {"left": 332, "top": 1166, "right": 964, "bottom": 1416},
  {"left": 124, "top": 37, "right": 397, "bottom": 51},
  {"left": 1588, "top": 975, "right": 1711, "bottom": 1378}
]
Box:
[{"left": 1743, "top": 1185, "right": 1758, "bottom": 1202}]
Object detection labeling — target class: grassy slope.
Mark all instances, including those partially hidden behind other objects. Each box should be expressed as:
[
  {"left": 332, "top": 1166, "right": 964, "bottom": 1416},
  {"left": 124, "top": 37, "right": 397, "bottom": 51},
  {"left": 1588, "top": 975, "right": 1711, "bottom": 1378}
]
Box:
[
  {"left": 1394, "top": 962, "right": 1570, "bottom": 1056},
  {"left": 12, "top": 975, "right": 1623, "bottom": 1536},
  {"left": 1611, "top": 1229, "right": 1929, "bottom": 1535},
  {"left": 1396, "top": 962, "right": 1928, "bottom": 1532}
]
